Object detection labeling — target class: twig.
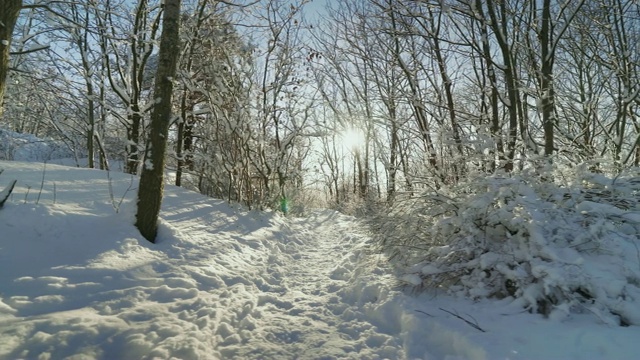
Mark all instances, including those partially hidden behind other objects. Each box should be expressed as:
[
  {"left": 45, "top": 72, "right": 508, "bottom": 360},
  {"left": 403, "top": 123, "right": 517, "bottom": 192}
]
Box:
[
  {"left": 107, "top": 170, "right": 116, "bottom": 211},
  {"left": 24, "top": 186, "right": 31, "bottom": 204},
  {"left": 107, "top": 170, "right": 136, "bottom": 214},
  {"left": 36, "top": 162, "right": 47, "bottom": 205},
  {"left": 439, "top": 307, "right": 486, "bottom": 332},
  {"left": 415, "top": 309, "right": 434, "bottom": 317},
  {"left": 116, "top": 175, "right": 136, "bottom": 212}
]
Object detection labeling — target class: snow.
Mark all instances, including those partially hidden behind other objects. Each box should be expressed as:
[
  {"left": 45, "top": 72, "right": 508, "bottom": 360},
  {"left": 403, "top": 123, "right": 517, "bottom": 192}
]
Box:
[
  {"left": 0, "top": 128, "right": 74, "bottom": 162},
  {"left": 0, "top": 160, "right": 639, "bottom": 359}
]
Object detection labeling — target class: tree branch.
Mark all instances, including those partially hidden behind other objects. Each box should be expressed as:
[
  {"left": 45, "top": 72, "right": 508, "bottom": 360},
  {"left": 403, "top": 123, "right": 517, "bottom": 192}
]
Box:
[{"left": 9, "top": 44, "right": 49, "bottom": 55}]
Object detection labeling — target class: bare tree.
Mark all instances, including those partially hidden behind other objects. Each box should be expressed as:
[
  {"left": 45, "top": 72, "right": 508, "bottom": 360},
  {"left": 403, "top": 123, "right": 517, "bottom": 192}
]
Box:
[
  {"left": 94, "top": 0, "right": 162, "bottom": 174},
  {"left": 523, "top": 0, "right": 586, "bottom": 157},
  {"left": 593, "top": 0, "right": 640, "bottom": 166},
  {"left": 248, "top": 0, "right": 314, "bottom": 206}
]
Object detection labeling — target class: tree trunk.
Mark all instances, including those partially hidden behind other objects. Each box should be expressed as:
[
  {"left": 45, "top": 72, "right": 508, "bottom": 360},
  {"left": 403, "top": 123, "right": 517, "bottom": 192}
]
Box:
[
  {"left": 175, "top": 88, "right": 187, "bottom": 187},
  {"left": 135, "top": 0, "right": 181, "bottom": 243},
  {"left": 126, "top": 107, "right": 142, "bottom": 174},
  {"left": 485, "top": 0, "right": 520, "bottom": 171},
  {"left": 539, "top": 0, "right": 555, "bottom": 157},
  {"left": 387, "top": 103, "right": 398, "bottom": 205},
  {"left": 0, "top": 0, "right": 22, "bottom": 117},
  {"left": 475, "top": 0, "right": 504, "bottom": 171},
  {"left": 175, "top": 89, "right": 195, "bottom": 187}
]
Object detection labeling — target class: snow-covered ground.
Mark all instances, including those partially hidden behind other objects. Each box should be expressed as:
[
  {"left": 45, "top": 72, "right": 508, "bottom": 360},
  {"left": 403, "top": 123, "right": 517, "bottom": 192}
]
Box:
[{"left": 0, "top": 160, "right": 639, "bottom": 360}]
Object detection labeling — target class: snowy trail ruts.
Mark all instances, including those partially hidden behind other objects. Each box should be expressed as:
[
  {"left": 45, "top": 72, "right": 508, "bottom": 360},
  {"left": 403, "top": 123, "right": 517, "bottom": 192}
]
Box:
[{"left": 207, "top": 210, "right": 405, "bottom": 360}]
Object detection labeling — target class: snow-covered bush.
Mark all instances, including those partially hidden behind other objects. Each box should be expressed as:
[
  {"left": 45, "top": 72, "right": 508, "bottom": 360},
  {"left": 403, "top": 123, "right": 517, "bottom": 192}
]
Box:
[
  {"left": 373, "top": 165, "right": 640, "bottom": 326},
  {"left": 285, "top": 187, "right": 326, "bottom": 216},
  {"left": 0, "top": 128, "right": 75, "bottom": 162},
  {"left": 332, "top": 195, "right": 378, "bottom": 217}
]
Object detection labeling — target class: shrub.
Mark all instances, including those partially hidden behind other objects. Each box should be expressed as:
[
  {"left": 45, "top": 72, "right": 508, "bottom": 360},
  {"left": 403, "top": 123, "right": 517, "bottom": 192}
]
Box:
[{"left": 372, "top": 164, "right": 640, "bottom": 326}]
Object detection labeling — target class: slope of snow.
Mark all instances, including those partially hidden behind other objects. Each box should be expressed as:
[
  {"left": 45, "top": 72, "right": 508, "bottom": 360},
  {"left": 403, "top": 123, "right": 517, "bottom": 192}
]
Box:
[{"left": 0, "top": 160, "right": 639, "bottom": 359}]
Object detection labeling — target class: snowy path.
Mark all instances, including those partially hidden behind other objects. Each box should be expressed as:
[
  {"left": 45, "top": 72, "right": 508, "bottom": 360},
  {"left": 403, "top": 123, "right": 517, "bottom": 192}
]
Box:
[
  {"left": 158, "top": 199, "right": 405, "bottom": 360},
  {"left": 220, "top": 212, "right": 400, "bottom": 359},
  {"left": 0, "top": 162, "right": 409, "bottom": 359}
]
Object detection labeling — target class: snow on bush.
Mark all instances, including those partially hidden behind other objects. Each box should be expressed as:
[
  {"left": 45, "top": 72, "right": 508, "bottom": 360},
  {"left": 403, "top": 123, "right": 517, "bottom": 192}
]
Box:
[
  {"left": 0, "top": 128, "right": 74, "bottom": 162},
  {"left": 373, "top": 164, "right": 640, "bottom": 326}
]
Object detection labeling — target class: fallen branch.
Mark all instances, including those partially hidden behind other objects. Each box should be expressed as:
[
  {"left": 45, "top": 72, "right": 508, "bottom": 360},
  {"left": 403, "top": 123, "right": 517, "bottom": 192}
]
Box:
[
  {"left": 415, "top": 309, "right": 434, "bottom": 317},
  {"left": 439, "top": 307, "right": 486, "bottom": 332},
  {"left": 0, "top": 180, "right": 17, "bottom": 208}
]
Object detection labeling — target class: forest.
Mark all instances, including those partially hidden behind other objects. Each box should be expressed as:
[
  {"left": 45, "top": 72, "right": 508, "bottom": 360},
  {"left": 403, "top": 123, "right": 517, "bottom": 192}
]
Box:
[
  {"left": 1, "top": 0, "right": 636, "bottom": 209},
  {"left": 2, "top": 0, "right": 640, "bottom": 325}
]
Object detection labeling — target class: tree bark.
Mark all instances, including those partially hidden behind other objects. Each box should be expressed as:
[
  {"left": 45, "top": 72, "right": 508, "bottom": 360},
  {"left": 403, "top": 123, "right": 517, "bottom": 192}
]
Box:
[
  {"left": 0, "top": 0, "right": 22, "bottom": 118},
  {"left": 539, "top": 0, "right": 555, "bottom": 156},
  {"left": 135, "top": 0, "right": 181, "bottom": 243}
]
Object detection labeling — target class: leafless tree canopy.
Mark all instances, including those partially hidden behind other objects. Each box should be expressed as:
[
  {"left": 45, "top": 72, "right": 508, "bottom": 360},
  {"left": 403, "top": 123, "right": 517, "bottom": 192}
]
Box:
[{"left": 1, "top": 0, "right": 639, "bottom": 213}]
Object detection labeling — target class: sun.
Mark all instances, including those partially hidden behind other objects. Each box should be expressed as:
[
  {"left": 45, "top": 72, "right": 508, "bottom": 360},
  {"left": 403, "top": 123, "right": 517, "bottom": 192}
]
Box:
[{"left": 340, "top": 127, "right": 366, "bottom": 152}]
